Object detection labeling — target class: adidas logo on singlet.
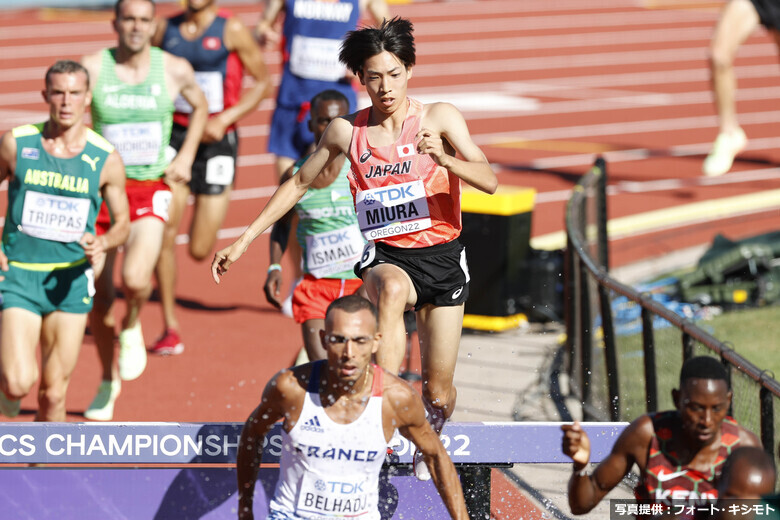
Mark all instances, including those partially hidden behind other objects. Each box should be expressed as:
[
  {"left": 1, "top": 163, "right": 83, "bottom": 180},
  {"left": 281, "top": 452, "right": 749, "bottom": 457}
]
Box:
[{"left": 301, "top": 416, "right": 324, "bottom": 433}]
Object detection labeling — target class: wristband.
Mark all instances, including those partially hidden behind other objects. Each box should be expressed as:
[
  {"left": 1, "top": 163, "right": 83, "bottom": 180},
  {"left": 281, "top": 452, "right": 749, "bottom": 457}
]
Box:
[
  {"left": 573, "top": 464, "right": 589, "bottom": 477},
  {"left": 267, "top": 264, "right": 282, "bottom": 274}
]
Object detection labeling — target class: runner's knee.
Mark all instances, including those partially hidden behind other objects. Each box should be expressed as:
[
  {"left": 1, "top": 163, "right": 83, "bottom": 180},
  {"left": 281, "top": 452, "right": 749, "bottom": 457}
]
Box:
[
  {"left": 3, "top": 367, "right": 38, "bottom": 400},
  {"left": 189, "top": 237, "right": 214, "bottom": 262},
  {"left": 375, "top": 275, "right": 409, "bottom": 310}
]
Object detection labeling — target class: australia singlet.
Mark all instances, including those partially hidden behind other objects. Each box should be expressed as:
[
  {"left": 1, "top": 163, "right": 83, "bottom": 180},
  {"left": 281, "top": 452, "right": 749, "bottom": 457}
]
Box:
[
  {"left": 293, "top": 157, "right": 364, "bottom": 279},
  {"left": 270, "top": 362, "right": 387, "bottom": 519},
  {"left": 3, "top": 124, "right": 111, "bottom": 265},
  {"left": 635, "top": 411, "right": 742, "bottom": 508},
  {"left": 348, "top": 98, "right": 462, "bottom": 248},
  {"left": 277, "top": 0, "right": 359, "bottom": 109},
  {"left": 90, "top": 47, "right": 174, "bottom": 181},
  {"left": 161, "top": 9, "right": 243, "bottom": 131}
]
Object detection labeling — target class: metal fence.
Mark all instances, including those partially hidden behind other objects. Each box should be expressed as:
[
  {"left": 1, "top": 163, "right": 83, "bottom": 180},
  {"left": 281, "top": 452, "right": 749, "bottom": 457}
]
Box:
[{"left": 564, "top": 157, "right": 780, "bottom": 459}]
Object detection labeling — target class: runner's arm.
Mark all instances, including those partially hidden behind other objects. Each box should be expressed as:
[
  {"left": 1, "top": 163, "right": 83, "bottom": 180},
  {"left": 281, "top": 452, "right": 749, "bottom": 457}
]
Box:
[
  {"left": 562, "top": 418, "right": 648, "bottom": 514},
  {"left": 206, "top": 15, "right": 272, "bottom": 142},
  {"left": 237, "top": 372, "right": 288, "bottom": 520},
  {"left": 264, "top": 168, "right": 294, "bottom": 308},
  {"left": 0, "top": 132, "right": 16, "bottom": 276},
  {"left": 211, "top": 117, "right": 350, "bottom": 283},
  {"left": 418, "top": 102, "right": 497, "bottom": 194},
  {"left": 164, "top": 54, "right": 208, "bottom": 183},
  {"left": 254, "top": 0, "right": 284, "bottom": 48},
  {"left": 98, "top": 151, "right": 130, "bottom": 251},
  {"left": 394, "top": 384, "right": 468, "bottom": 520}
]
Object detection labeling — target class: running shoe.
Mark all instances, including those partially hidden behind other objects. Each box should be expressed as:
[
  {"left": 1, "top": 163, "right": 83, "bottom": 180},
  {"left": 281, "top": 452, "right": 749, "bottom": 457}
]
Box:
[
  {"left": 118, "top": 321, "right": 147, "bottom": 381},
  {"left": 84, "top": 379, "right": 121, "bottom": 421},
  {"left": 413, "top": 448, "right": 432, "bottom": 481},
  {"left": 149, "top": 329, "right": 184, "bottom": 356},
  {"left": 0, "top": 391, "right": 20, "bottom": 418},
  {"left": 703, "top": 128, "right": 747, "bottom": 177}
]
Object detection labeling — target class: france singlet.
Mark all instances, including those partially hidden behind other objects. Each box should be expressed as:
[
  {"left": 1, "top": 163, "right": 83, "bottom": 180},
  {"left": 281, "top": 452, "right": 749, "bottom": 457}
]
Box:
[
  {"left": 269, "top": 362, "right": 387, "bottom": 519},
  {"left": 348, "top": 98, "right": 462, "bottom": 248}
]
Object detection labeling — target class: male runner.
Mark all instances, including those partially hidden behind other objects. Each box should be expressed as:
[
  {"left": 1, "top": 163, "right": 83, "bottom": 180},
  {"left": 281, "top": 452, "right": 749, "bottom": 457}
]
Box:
[
  {"left": 704, "top": 0, "right": 780, "bottom": 176},
  {"left": 561, "top": 356, "right": 761, "bottom": 518},
  {"left": 236, "top": 295, "right": 468, "bottom": 520},
  {"left": 255, "top": 0, "right": 389, "bottom": 178},
  {"left": 264, "top": 89, "right": 363, "bottom": 361},
  {"left": 81, "top": 0, "right": 207, "bottom": 421},
  {"left": 151, "top": 0, "right": 272, "bottom": 355},
  {"left": 212, "top": 17, "right": 497, "bottom": 480},
  {"left": 0, "top": 60, "right": 129, "bottom": 421}
]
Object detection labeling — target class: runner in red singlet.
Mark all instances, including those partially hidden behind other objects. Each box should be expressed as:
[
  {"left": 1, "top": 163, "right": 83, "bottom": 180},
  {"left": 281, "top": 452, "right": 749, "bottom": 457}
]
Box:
[
  {"left": 212, "top": 17, "right": 496, "bottom": 480},
  {"left": 561, "top": 356, "right": 761, "bottom": 519}
]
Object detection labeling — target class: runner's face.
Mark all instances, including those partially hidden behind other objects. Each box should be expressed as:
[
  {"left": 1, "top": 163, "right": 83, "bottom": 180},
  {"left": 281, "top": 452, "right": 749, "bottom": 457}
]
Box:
[
  {"left": 43, "top": 72, "right": 91, "bottom": 129},
  {"left": 674, "top": 378, "right": 731, "bottom": 447},
  {"left": 309, "top": 99, "right": 349, "bottom": 142},
  {"left": 358, "top": 51, "right": 411, "bottom": 115},
  {"left": 322, "top": 309, "right": 379, "bottom": 386},
  {"left": 186, "top": 0, "right": 216, "bottom": 13},
  {"left": 114, "top": 0, "right": 155, "bottom": 54}
]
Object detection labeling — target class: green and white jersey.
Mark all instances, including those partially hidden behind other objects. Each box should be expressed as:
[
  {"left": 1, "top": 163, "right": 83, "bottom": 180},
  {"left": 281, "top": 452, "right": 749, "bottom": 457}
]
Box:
[
  {"left": 293, "top": 157, "right": 364, "bottom": 279},
  {"left": 3, "top": 123, "right": 112, "bottom": 267},
  {"left": 90, "top": 48, "right": 173, "bottom": 181}
]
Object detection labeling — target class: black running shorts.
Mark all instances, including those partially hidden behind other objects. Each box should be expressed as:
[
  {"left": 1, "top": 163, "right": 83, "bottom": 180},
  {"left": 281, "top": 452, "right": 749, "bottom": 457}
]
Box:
[
  {"left": 355, "top": 239, "right": 470, "bottom": 311},
  {"left": 168, "top": 122, "right": 238, "bottom": 195},
  {"left": 750, "top": 0, "right": 780, "bottom": 31}
]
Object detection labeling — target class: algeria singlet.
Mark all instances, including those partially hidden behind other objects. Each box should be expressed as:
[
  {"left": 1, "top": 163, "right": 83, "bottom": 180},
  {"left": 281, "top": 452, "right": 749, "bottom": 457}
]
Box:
[
  {"left": 90, "top": 47, "right": 173, "bottom": 181},
  {"left": 292, "top": 157, "right": 364, "bottom": 279}
]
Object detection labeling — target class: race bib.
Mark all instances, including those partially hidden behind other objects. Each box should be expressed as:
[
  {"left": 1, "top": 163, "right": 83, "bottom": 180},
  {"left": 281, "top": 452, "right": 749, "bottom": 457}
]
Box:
[
  {"left": 20, "top": 191, "right": 90, "bottom": 243},
  {"left": 174, "top": 71, "right": 224, "bottom": 114},
  {"left": 296, "top": 471, "right": 374, "bottom": 518},
  {"left": 205, "top": 155, "right": 235, "bottom": 186},
  {"left": 152, "top": 189, "right": 173, "bottom": 222},
  {"left": 305, "top": 224, "right": 364, "bottom": 278},
  {"left": 102, "top": 122, "right": 162, "bottom": 166},
  {"left": 355, "top": 180, "right": 431, "bottom": 240},
  {"left": 289, "top": 35, "right": 347, "bottom": 82}
]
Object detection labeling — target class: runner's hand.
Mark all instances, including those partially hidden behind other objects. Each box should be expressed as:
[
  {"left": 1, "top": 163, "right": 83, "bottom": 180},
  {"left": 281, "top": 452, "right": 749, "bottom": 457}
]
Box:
[
  {"left": 164, "top": 156, "right": 193, "bottom": 184},
  {"left": 254, "top": 22, "right": 280, "bottom": 50},
  {"left": 79, "top": 232, "right": 107, "bottom": 267},
  {"left": 202, "top": 117, "right": 228, "bottom": 144},
  {"left": 211, "top": 241, "right": 248, "bottom": 283},
  {"left": 415, "top": 128, "right": 447, "bottom": 166},
  {"left": 263, "top": 270, "right": 283, "bottom": 309},
  {"left": 561, "top": 421, "right": 591, "bottom": 467}
]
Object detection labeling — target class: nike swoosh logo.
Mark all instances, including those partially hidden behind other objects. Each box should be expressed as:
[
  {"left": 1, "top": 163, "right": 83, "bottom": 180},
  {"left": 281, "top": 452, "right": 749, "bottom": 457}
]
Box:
[{"left": 656, "top": 469, "right": 689, "bottom": 482}]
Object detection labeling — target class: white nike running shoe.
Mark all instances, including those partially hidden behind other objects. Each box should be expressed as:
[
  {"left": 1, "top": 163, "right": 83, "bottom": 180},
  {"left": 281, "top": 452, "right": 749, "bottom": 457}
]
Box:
[{"left": 703, "top": 128, "right": 747, "bottom": 177}]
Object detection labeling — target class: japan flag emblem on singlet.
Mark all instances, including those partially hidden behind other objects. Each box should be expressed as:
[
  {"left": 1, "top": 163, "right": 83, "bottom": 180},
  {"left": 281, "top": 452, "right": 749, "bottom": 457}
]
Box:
[{"left": 397, "top": 143, "right": 415, "bottom": 157}]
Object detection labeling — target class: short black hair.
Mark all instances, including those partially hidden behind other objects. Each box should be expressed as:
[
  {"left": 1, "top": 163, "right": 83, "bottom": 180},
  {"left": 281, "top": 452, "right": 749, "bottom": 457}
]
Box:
[
  {"left": 45, "top": 60, "right": 90, "bottom": 90},
  {"left": 721, "top": 446, "right": 776, "bottom": 482},
  {"left": 679, "top": 356, "right": 729, "bottom": 387},
  {"left": 325, "top": 295, "right": 378, "bottom": 324},
  {"left": 310, "top": 89, "right": 350, "bottom": 113},
  {"left": 339, "top": 17, "right": 416, "bottom": 75},
  {"left": 115, "top": 0, "right": 155, "bottom": 18}
]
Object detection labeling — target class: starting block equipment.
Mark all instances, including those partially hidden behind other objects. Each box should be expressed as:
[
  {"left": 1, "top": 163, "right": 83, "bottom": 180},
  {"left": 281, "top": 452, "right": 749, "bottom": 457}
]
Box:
[{"left": 0, "top": 421, "right": 627, "bottom": 519}]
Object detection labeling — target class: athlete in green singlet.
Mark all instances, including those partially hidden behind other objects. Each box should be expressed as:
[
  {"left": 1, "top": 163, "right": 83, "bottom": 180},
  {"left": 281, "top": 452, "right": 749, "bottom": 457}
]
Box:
[
  {"left": 0, "top": 60, "right": 130, "bottom": 422},
  {"left": 81, "top": 0, "right": 207, "bottom": 421}
]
